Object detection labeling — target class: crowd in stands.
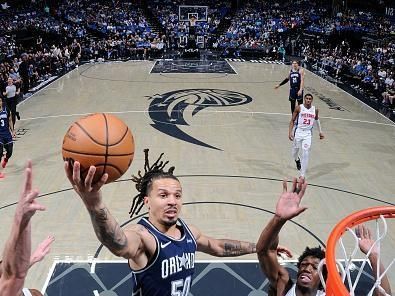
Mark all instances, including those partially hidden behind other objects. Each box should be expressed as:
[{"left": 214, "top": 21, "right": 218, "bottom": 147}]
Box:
[
  {"left": 0, "top": 0, "right": 160, "bottom": 98},
  {"left": 305, "top": 10, "right": 394, "bottom": 37},
  {"left": 0, "top": 0, "right": 394, "bottom": 113},
  {"left": 58, "top": 0, "right": 150, "bottom": 37},
  {"left": 219, "top": 0, "right": 313, "bottom": 48},
  {"left": 148, "top": 0, "right": 230, "bottom": 49},
  {"left": 0, "top": 8, "right": 86, "bottom": 38},
  {"left": 306, "top": 40, "right": 395, "bottom": 109}
]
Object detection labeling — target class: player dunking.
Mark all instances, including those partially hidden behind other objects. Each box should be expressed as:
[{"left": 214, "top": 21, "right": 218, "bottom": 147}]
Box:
[
  {"left": 289, "top": 94, "right": 324, "bottom": 178},
  {"left": 275, "top": 60, "right": 305, "bottom": 113},
  {"left": 0, "top": 98, "right": 15, "bottom": 179},
  {"left": 65, "top": 149, "right": 290, "bottom": 295}
]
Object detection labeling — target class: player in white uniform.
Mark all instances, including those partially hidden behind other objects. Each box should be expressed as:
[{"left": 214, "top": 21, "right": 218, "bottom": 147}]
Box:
[
  {"left": 289, "top": 94, "right": 324, "bottom": 177},
  {"left": 257, "top": 178, "right": 392, "bottom": 296}
]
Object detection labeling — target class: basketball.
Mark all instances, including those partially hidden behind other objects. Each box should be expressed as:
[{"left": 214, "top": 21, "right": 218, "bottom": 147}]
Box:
[{"left": 62, "top": 113, "right": 135, "bottom": 183}]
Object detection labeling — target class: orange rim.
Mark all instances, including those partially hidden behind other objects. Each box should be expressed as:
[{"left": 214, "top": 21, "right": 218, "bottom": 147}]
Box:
[{"left": 325, "top": 206, "right": 395, "bottom": 296}]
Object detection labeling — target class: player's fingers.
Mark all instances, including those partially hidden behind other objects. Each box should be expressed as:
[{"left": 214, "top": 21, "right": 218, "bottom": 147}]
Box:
[
  {"left": 26, "top": 189, "right": 39, "bottom": 202},
  {"left": 282, "top": 179, "right": 287, "bottom": 193},
  {"left": 291, "top": 177, "right": 297, "bottom": 193},
  {"left": 42, "top": 236, "right": 55, "bottom": 247},
  {"left": 361, "top": 224, "right": 369, "bottom": 239},
  {"left": 26, "top": 159, "right": 32, "bottom": 171},
  {"left": 366, "top": 226, "right": 372, "bottom": 239},
  {"left": 64, "top": 161, "right": 74, "bottom": 184},
  {"left": 277, "top": 245, "right": 293, "bottom": 258},
  {"left": 296, "top": 206, "right": 308, "bottom": 215},
  {"left": 355, "top": 224, "right": 361, "bottom": 238},
  {"left": 29, "top": 202, "right": 46, "bottom": 212},
  {"left": 42, "top": 243, "right": 51, "bottom": 253},
  {"left": 298, "top": 180, "right": 307, "bottom": 198},
  {"left": 23, "top": 166, "right": 33, "bottom": 194},
  {"left": 72, "top": 161, "right": 81, "bottom": 185},
  {"left": 84, "top": 166, "right": 96, "bottom": 189},
  {"left": 93, "top": 173, "right": 108, "bottom": 191}
]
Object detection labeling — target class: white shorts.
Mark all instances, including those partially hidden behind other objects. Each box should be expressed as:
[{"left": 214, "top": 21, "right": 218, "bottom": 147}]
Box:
[{"left": 293, "top": 130, "right": 312, "bottom": 151}]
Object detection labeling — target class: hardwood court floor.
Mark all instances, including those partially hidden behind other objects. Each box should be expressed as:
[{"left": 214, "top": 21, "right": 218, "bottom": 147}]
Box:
[{"left": 0, "top": 60, "right": 394, "bottom": 290}]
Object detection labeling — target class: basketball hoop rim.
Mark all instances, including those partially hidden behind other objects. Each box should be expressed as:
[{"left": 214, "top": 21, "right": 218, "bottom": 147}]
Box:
[{"left": 325, "top": 206, "right": 395, "bottom": 296}]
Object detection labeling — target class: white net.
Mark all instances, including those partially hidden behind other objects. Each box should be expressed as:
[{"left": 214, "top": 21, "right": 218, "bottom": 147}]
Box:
[
  {"left": 319, "top": 215, "right": 394, "bottom": 296},
  {"left": 178, "top": 5, "right": 208, "bottom": 22}
]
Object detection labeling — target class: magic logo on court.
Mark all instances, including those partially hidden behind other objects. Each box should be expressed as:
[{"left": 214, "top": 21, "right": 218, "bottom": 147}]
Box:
[{"left": 147, "top": 89, "right": 253, "bottom": 150}]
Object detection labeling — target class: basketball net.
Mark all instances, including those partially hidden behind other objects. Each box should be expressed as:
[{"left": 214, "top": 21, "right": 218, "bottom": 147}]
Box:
[
  {"left": 189, "top": 16, "right": 197, "bottom": 27},
  {"left": 318, "top": 207, "right": 395, "bottom": 296}
]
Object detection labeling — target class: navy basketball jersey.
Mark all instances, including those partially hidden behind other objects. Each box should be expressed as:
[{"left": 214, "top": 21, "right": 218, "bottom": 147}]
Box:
[
  {"left": 0, "top": 107, "right": 11, "bottom": 137},
  {"left": 131, "top": 217, "right": 197, "bottom": 296},
  {"left": 289, "top": 69, "right": 301, "bottom": 89}
]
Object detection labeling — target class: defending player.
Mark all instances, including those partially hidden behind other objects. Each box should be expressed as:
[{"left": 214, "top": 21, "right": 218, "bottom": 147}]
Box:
[
  {"left": 289, "top": 94, "right": 324, "bottom": 178},
  {"left": 257, "top": 178, "right": 392, "bottom": 296},
  {"left": 0, "top": 98, "right": 15, "bottom": 178},
  {"left": 64, "top": 149, "right": 290, "bottom": 295},
  {"left": 275, "top": 60, "right": 305, "bottom": 113}
]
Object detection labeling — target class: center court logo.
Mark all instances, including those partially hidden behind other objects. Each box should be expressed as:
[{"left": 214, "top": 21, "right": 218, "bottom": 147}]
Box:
[{"left": 148, "top": 89, "right": 253, "bottom": 150}]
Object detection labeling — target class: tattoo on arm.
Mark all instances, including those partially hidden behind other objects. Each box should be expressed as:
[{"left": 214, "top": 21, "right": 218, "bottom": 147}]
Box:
[
  {"left": 223, "top": 241, "right": 256, "bottom": 257},
  {"left": 88, "top": 208, "right": 127, "bottom": 254}
]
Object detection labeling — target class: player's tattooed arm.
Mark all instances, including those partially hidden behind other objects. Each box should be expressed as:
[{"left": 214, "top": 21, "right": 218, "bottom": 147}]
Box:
[
  {"left": 221, "top": 240, "right": 256, "bottom": 256},
  {"left": 88, "top": 207, "right": 128, "bottom": 256},
  {"left": 189, "top": 225, "right": 256, "bottom": 257}
]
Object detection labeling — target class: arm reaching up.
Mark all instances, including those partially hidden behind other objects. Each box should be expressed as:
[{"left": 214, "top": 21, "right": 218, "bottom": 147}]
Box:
[
  {"left": 0, "top": 161, "right": 46, "bottom": 295},
  {"left": 189, "top": 225, "right": 257, "bottom": 257},
  {"left": 256, "top": 177, "right": 307, "bottom": 294},
  {"left": 356, "top": 224, "right": 392, "bottom": 296},
  {"left": 64, "top": 161, "right": 154, "bottom": 264}
]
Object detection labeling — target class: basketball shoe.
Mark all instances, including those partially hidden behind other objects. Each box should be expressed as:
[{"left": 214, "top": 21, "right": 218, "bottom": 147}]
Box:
[
  {"left": 295, "top": 158, "right": 301, "bottom": 171},
  {"left": 2, "top": 158, "right": 8, "bottom": 168}
]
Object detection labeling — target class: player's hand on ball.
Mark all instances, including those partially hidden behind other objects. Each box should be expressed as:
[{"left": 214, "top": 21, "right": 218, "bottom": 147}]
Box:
[
  {"left": 64, "top": 160, "right": 108, "bottom": 207},
  {"left": 319, "top": 133, "right": 324, "bottom": 140}
]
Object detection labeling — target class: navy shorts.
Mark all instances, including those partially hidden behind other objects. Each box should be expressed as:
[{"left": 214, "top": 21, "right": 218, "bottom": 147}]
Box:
[
  {"left": 0, "top": 134, "right": 12, "bottom": 145},
  {"left": 289, "top": 88, "right": 303, "bottom": 101}
]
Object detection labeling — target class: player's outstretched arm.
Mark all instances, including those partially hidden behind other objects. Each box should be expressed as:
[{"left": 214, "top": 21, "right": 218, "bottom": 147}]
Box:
[
  {"left": 188, "top": 225, "right": 255, "bottom": 257},
  {"left": 256, "top": 178, "right": 307, "bottom": 294},
  {"left": 275, "top": 77, "right": 289, "bottom": 89},
  {"left": 315, "top": 108, "right": 324, "bottom": 139},
  {"left": 298, "top": 68, "right": 305, "bottom": 96},
  {"left": 188, "top": 225, "right": 292, "bottom": 258},
  {"left": 356, "top": 224, "right": 392, "bottom": 296},
  {"left": 0, "top": 161, "right": 45, "bottom": 295},
  {"left": 64, "top": 161, "right": 145, "bottom": 259}
]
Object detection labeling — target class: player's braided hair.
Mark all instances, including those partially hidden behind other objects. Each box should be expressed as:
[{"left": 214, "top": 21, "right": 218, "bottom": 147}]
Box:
[{"left": 129, "top": 149, "right": 177, "bottom": 218}]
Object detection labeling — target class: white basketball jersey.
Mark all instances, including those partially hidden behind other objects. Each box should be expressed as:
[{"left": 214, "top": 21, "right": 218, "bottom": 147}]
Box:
[
  {"left": 285, "top": 284, "right": 326, "bottom": 296},
  {"left": 296, "top": 104, "right": 316, "bottom": 131}
]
